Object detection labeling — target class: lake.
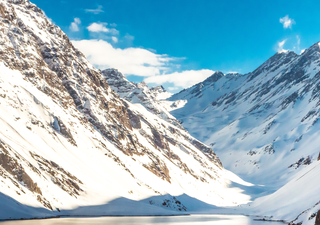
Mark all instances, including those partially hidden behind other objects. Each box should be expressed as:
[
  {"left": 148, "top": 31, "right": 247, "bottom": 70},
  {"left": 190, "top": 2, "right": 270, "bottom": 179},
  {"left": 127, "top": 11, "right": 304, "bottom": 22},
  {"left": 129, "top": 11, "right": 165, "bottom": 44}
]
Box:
[{"left": 0, "top": 215, "right": 285, "bottom": 225}]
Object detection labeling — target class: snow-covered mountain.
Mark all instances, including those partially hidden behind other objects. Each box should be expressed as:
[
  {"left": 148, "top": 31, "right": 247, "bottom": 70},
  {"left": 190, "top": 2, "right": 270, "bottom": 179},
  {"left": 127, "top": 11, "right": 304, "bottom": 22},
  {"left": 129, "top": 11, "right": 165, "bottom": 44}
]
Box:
[
  {"left": 0, "top": 0, "right": 252, "bottom": 220},
  {"left": 168, "top": 47, "right": 320, "bottom": 224},
  {"left": 102, "top": 68, "right": 183, "bottom": 129},
  {"left": 2, "top": 0, "right": 320, "bottom": 223}
]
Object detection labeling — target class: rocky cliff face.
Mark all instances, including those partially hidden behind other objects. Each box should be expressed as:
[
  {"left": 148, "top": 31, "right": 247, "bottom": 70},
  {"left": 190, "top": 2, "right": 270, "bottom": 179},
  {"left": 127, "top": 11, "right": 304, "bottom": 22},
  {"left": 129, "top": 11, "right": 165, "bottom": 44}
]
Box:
[{"left": 0, "top": 0, "right": 249, "bottom": 219}]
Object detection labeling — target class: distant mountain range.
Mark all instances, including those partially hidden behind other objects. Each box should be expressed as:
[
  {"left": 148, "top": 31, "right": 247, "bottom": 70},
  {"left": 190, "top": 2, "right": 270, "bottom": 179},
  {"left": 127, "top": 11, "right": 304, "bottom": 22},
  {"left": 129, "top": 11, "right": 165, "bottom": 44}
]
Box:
[
  {"left": 105, "top": 44, "right": 320, "bottom": 223},
  {"left": 165, "top": 46, "right": 320, "bottom": 224}
]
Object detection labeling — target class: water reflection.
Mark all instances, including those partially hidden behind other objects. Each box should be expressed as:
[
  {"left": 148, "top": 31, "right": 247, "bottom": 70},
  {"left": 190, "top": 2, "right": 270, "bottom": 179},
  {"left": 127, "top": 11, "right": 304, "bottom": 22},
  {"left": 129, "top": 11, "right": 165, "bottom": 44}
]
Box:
[{"left": 0, "top": 215, "right": 284, "bottom": 225}]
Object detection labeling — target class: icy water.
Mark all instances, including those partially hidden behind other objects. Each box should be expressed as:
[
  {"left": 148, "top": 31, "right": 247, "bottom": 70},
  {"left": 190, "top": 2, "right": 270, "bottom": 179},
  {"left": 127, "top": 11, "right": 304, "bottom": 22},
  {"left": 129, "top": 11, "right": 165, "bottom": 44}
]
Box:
[{"left": 0, "top": 215, "right": 285, "bottom": 225}]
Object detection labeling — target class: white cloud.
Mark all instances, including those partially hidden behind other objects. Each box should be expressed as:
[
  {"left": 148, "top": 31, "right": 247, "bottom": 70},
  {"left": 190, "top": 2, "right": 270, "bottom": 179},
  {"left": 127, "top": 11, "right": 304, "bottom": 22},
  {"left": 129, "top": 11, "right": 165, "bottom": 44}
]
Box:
[
  {"left": 124, "top": 34, "right": 134, "bottom": 41},
  {"left": 72, "top": 39, "right": 215, "bottom": 91},
  {"left": 74, "top": 18, "right": 81, "bottom": 24},
  {"left": 300, "top": 49, "right": 306, "bottom": 55},
  {"left": 87, "top": 23, "right": 109, "bottom": 32},
  {"left": 111, "top": 36, "right": 118, "bottom": 43},
  {"left": 85, "top": 5, "right": 104, "bottom": 14},
  {"left": 72, "top": 39, "right": 173, "bottom": 77},
  {"left": 280, "top": 15, "right": 295, "bottom": 29},
  {"left": 109, "top": 28, "right": 119, "bottom": 35},
  {"left": 110, "top": 23, "right": 117, "bottom": 27},
  {"left": 277, "top": 39, "right": 287, "bottom": 52},
  {"left": 144, "top": 69, "right": 215, "bottom": 89},
  {"left": 70, "top": 23, "right": 79, "bottom": 32},
  {"left": 87, "top": 23, "right": 119, "bottom": 35},
  {"left": 70, "top": 18, "right": 81, "bottom": 32}
]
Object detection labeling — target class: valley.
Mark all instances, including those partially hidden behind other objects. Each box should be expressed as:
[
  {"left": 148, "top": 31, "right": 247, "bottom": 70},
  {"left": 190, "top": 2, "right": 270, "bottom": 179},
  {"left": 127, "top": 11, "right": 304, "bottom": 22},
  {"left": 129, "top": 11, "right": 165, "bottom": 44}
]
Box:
[{"left": 0, "top": 0, "right": 319, "bottom": 224}]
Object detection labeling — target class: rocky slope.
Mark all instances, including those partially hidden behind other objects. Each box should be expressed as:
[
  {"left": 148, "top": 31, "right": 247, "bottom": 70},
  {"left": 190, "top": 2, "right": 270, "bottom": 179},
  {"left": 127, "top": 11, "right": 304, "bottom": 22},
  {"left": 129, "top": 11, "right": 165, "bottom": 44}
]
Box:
[
  {"left": 168, "top": 47, "right": 320, "bottom": 224},
  {"left": 102, "top": 68, "right": 183, "bottom": 128},
  {"left": 0, "top": 0, "right": 251, "bottom": 219}
]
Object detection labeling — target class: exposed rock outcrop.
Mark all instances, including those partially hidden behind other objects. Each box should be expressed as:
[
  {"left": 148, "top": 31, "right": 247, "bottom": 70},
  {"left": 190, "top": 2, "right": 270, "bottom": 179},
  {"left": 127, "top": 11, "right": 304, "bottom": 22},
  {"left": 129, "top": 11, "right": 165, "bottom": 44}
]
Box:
[{"left": 315, "top": 210, "right": 320, "bottom": 225}]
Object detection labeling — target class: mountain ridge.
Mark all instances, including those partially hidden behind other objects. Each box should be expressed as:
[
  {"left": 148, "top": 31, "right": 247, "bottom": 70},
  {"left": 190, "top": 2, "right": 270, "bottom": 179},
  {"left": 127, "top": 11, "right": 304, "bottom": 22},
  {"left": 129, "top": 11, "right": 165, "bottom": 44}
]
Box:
[
  {"left": 166, "top": 40, "right": 320, "bottom": 224},
  {"left": 102, "top": 68, "right": 183, "bottom": 129},
  {"left": 0, "top": 0, "right": 251, "bottom": 220}
]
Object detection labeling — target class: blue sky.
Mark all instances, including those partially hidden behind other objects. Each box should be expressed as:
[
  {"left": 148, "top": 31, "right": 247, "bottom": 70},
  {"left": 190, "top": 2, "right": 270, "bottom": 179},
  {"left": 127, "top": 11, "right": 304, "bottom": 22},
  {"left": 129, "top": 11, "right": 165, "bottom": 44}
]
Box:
[{"left": 32, "top": 0, "right": 320, "bottom": 92}]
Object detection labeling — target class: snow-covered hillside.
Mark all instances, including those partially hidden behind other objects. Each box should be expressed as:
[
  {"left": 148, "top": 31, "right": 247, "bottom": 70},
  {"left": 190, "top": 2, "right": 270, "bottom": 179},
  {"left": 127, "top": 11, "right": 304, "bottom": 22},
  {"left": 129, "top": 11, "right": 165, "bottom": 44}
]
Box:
[
  {"left": 102, "top": 68, "right": 182, "bottom": 129},
  {"left": 168, "top": 45, "right": 320, "bottom": 223},
  {"left": 0, "top": 0, "right": 253, "bottom": 220}
]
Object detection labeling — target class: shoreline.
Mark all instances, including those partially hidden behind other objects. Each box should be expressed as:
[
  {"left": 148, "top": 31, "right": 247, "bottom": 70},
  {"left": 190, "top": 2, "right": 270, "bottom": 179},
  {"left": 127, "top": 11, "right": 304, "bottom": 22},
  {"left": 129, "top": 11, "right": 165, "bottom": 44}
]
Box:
[
  {"left": 253, "top": 218, "right": 288, "bottom": 224},
  {"left": 0, "top": 214, "right": 191, "bottom": 222},
  {"left": 0, "top": 214, "right": 290, "bottom": 224}
]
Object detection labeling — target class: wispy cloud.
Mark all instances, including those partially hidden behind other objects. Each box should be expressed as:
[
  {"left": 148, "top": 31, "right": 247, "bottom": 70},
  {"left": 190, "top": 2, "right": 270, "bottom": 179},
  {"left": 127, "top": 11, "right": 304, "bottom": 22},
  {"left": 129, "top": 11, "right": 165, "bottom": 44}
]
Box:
[
  {"left": 277, "top": 39, "right": 287, "bottom": 52},
  {"left": 72, "top": 39, "right": 175, "bottom": 77},
  {"left": 85, "top": 5, "right": 104, "bottom": 14},
  {"left": 124, "top": 34, "right": 134, "bottom": 41},
  {"left": 296, "top": 35, "right": 300, "bottom": 52},
  {"left": 87, "top": 23, "right": 119, "bottom": 35},
  {"left": 280, "top": 15, "right": 295, "bottom": 29},
  {"left": 70, "top": 18, "right": 81, "bottom": 32},
  {"left": 111, "top": 36, "right": 118, "bottom": 43},
  {"left": 277, "top": 36, "right": 302, "bottom": 54},
  {"left": 144, "top": 69, "right": 215, "bottom": 89}
]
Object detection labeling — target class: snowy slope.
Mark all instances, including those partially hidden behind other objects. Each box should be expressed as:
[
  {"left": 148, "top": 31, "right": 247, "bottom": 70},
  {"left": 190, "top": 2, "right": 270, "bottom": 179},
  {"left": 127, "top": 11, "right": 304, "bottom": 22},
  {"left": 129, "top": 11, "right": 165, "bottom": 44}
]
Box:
[
  {"left": 247, "top": 160, "right": 320, "bottom": 224},
  {"left": 0, "top": 0, "right": 252, "bottom": 220},
  {"left": 168, "top": 46, "right": 320, "bottom": 223},
  {"left": 169, "top": 71, "right": 247, "bottom": 116},
  {"left": 102, "top": 68, "right": 182, "bottom": 128}
]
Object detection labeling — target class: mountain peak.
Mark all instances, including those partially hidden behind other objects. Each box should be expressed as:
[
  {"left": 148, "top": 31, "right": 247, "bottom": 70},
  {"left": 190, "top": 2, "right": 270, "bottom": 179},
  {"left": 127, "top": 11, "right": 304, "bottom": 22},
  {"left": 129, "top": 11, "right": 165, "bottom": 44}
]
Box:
[
  {"left": 150, "top": 85, "right": 167, "bottom": 93},
  {"left": 274, "top": 49, "right": 297, "bottom": 57},
  {"left": 137, "top": 81, "right": 149, "bottom": 89},
  {"left": 202, "top": 71, "right": 224, "bottom": 84},
  {"left": 277, "top": 49, "right": 290, "bottom": 54},
  {"left": 102, "top": 68, "right": 126, "bottom": 80},
  {"left": 102, "top": 68, "right": 136, "bottom": 94},
  {"left": 299, "top": 41, "right": 320, "bottom": 59},
  {"left": 248, "top": 49, "right": 298, "bottom": 81}
]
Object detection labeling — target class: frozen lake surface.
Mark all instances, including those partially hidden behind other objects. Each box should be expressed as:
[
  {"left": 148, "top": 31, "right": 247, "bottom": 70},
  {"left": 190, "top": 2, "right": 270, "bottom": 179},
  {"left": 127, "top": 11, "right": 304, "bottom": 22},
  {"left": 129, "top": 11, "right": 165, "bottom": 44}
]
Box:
[{"left": 0, "top": 215, "right": 285, "bottom": 225}]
